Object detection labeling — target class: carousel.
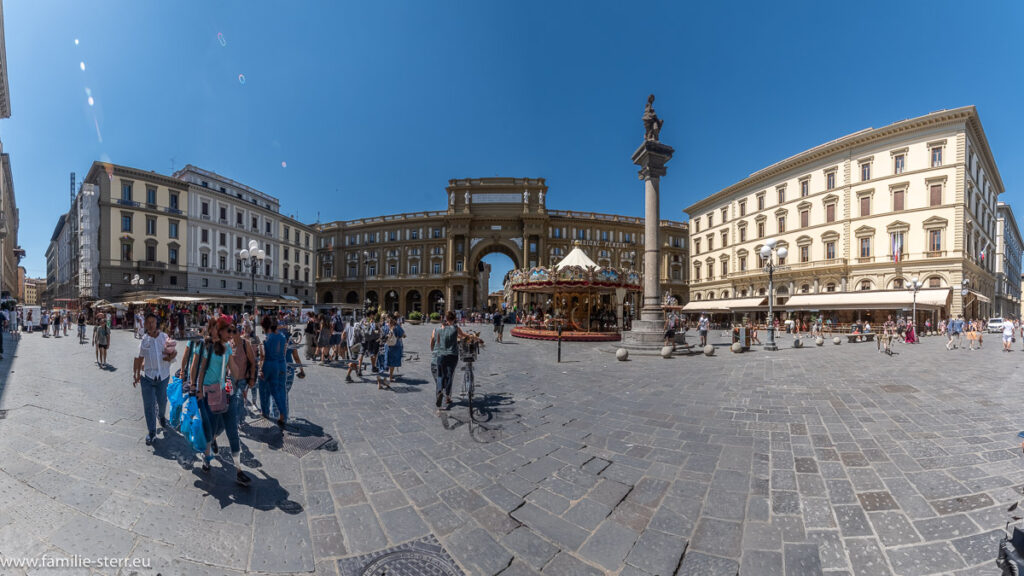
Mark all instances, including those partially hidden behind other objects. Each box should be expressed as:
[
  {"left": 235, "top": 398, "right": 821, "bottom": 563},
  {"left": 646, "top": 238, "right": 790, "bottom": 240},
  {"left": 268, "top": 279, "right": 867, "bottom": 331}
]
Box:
[{"left": 506, "top": 241, "right": 642, "bottom": 342}]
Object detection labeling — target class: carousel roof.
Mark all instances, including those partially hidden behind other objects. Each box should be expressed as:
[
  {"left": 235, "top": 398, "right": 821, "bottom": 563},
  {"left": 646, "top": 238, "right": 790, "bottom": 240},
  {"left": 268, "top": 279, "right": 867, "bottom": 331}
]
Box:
[{"left": 554, "top": 242, "right": 598, "bottom": 270}]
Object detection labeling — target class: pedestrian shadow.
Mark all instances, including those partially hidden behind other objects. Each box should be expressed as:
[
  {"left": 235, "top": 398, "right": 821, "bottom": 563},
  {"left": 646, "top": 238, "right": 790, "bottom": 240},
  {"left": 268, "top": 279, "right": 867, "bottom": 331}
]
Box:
[
  {"left": 151, "top": 430, "right": 203, "bottom": 470},
  {"left": 0, "top": 334, "right": 21, "bottom": 407},
  {"left": 100, "top": 364, "right": 119, "bottom": 372},
  {"left": 239, "top": 416, "right": 337, "bottom": 455},
  {"left": 192, "top": 467, "right": 303, "bottom": 514}
]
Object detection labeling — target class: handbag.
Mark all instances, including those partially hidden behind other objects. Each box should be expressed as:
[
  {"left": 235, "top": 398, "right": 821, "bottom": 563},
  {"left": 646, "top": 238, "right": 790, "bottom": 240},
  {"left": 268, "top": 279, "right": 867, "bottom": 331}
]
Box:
[
  {"left": 386, "top": 328, "right": 398, "bottom": 347},
  {"left": 200, "top": 341, "right": 230, "bottom": 414}
]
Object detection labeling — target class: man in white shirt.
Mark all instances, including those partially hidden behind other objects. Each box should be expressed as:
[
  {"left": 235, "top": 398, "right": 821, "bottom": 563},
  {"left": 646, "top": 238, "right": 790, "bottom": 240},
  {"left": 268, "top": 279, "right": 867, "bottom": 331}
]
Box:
[
  {"left": 133, "top": 313, "right": 177, "bottom": 446},
  {"left": 1002, "top": 318, "right": 1015, "bottom": 352}
]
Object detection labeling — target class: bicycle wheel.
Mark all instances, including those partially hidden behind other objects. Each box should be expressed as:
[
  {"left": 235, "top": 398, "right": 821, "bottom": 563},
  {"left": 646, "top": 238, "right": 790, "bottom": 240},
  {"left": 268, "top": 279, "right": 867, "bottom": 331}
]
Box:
[
  {"left": 290, "top": 330, "right": 303, "bottom": 346},
  {"left": 464, "top": 366, "right": 474, "bottom": 421}
]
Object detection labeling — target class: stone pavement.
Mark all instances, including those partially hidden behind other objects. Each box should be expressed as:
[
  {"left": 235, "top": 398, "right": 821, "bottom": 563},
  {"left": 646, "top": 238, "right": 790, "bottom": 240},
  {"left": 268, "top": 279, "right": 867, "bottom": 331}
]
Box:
[{"left": 0, "top": 325, "right": 1021, "bottom": 575}]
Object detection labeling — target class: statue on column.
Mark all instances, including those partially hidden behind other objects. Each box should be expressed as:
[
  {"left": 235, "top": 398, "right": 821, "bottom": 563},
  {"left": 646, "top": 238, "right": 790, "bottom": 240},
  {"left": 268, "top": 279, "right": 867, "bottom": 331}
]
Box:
[
  {"left": 465, "top": 191, "right": 471, "bottom": 205},
  {"left": 643, "top": 94, "right": 663, "bottom": 142},
  {"left": 523, "top": 189, "right": 530, "bottom": 203},
  {"left": 538, "top": 190, "right": 544, "bottom": 203},
  {"left": 449, "top": 191, "right": 454, "bottom": 205}
]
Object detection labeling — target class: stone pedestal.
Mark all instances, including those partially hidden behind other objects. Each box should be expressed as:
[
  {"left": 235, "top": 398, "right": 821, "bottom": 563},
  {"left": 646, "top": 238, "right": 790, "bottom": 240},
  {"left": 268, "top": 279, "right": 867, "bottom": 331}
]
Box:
[{"left": 620, "top": 139, "right": 674, "bottom": 351}]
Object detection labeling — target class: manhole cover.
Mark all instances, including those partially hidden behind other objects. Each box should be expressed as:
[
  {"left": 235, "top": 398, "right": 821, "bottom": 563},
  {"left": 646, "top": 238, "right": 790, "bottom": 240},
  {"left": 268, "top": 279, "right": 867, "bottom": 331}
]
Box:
[
  {"left": 0, "top": 410, "right": 7, "bottom": 420},
  {"left": 360, "top": 551, "right": 461, "bottom": 575},
  {"left": 881, "top": 384, "right": 918, "bottom": 394},
  {"left": 338, "top": 536, "right": 464, "bottom": 576},
  {"left": 242, "top": 418, "right": 332, "bottom": 458}
]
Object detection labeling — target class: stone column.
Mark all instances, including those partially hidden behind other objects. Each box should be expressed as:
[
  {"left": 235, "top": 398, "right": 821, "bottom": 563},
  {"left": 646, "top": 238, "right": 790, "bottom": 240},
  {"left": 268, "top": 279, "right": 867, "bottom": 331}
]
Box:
[{"left": 636, "top": 142, "right": 673, "bottom": 322}]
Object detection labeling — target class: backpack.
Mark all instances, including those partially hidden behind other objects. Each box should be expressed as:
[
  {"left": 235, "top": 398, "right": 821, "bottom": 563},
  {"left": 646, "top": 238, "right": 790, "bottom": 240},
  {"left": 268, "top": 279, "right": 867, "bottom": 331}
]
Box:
[{"left": 363, "top": 322, "right": 380, "bottom": 344}]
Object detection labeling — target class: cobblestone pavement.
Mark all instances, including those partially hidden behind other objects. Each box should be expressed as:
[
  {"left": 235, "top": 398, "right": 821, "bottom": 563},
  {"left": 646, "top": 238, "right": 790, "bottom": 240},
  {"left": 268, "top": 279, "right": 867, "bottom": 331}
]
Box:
[{"left": 0, "top": 325, "right": 1021, "bottom": 575}]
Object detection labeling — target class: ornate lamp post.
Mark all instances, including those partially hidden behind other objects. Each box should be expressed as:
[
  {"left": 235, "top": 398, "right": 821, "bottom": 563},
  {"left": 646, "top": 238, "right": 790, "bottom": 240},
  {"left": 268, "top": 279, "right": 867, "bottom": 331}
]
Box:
[
  {"left": 908, "top": 277, "right": 922, "bottom": 334},
  {"left": 361, "top": 250, "right": 371, "bottom": 312},
  {"left": 961, "top": 279, "right": 970, "bottom": 319},
  {"left": 759, "top": 239, "right": 788, "bottom": 352},
  {"left": 130, "top": 273, "right": 145, "bottom": 290},
  {"left": 239, "top": 239, "right": 266, "bottom": 317},
  {"left": 438, "top": 297, "right": 445, "bottom": 314}
]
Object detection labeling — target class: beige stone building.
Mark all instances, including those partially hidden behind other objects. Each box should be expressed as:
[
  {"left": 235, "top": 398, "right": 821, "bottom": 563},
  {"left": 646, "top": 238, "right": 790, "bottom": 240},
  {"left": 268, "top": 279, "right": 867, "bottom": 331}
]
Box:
[
  {"left": 684, "top": 106, "right": 1001, "bottom": 322},
  {"left": 23, "top": 277, "right": 43, "bottom": 305},
  {"left": 315, "top": 177, "right": 688, "bottom": 316},
  {"left": 994, "top": 202, "right": 1022, "bottom": 318},
  {"left": 83, "top": 162, "right": 189, "bottom": 300},
  {"left": 278, "top": 218, "right": 316, "bottom": 304}
]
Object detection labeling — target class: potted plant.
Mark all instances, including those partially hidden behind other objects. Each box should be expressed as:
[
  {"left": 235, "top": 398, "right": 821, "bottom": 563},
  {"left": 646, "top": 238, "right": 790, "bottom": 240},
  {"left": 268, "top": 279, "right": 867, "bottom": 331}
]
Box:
[
  {"left": 408, "top": 311, "right": 423, "bottom": 325},
  {"left": 429, "top": 312, "right": 441, "bottom": 323}
]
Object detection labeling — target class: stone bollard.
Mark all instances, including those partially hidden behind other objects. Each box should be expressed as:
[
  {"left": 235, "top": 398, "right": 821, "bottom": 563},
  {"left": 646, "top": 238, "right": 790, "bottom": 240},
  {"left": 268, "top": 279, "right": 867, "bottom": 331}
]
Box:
[
  {"left": 731, "top": 342, "right": 742, "bottom": 353},
  {"left": 660, "top": 346, "right": 673, "bottom": 358},
  {"left": 833, "top": 336, "right": 841, "bottom": 345},
  {"left": 616, "top": 348, "right": 629, "bottom": 361},
  {"left": 815, "top": 337, "right": 824, "bottom": 346},
  {"left": 704, "top": 345, "right": 715, "bottom": 356}
]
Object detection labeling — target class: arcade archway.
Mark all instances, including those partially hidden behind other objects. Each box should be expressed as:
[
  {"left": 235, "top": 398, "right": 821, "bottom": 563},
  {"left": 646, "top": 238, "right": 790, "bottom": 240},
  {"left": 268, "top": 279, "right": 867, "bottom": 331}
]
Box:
[{"left": 466, "top": 241, "right": 521, "bottom": 311}]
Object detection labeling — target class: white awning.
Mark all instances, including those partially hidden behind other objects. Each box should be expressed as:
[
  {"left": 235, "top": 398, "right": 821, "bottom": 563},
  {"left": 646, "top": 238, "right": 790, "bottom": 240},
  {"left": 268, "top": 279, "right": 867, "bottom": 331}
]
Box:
[
  {"left": 159, "top": 296, "right": 205, "bottom": 303},
  {"left": 554, "top": 243, "right": 598, "bottom": 270},
  {"left": 783, "top": 288, "right": 950, "bottom": 310},
  {"left": 964, "top": 289, "right": 990, "bottom": 304},
  {"left": 682, "top": 297, "right": 767, "bottom": 312}
]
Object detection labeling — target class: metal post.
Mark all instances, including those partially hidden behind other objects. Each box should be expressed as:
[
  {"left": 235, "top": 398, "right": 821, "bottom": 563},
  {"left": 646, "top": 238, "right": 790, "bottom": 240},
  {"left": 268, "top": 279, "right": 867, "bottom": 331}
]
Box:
[
  {"left": 765, "top": 263, "right": 777, "bottom": 351},
  {"left": 250, "top": 265, "right": 256, "bottom": 319},
  {"left": 557, "top": 323, "right": 563, "bottom": 363}
]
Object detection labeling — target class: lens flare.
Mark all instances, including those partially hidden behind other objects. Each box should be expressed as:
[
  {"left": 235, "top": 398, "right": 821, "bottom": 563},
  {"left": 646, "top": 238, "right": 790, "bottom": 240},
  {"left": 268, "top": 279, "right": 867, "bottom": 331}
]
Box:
[
  {"left": 74, "top": 38, "right": 79, "bottom": 46},
  {"left": 80, "top": 61, "right": 85, "bottom": 71},
  {"left": 238, "top": 73, "right": 246, "bottom": 85},
  {"left": 281, "top": 161, "right": 287, "bottom": 168},
  {"left": 88, "top": 96, "right": 94, "bottom": 106},
  {"left": 217, "top": 32, "right": 226, "bottom": 47}
]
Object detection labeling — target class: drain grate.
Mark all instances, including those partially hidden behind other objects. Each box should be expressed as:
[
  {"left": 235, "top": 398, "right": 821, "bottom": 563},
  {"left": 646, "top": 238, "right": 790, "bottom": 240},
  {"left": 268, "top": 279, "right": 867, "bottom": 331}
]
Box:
[
  {"left": 0, "top": 410, "right": 6, "bottom": 420},
  {"left": 242, "top": 418, "right": 333, "bottom": 458},
  {"left": 338, "top": 535, "right": 463, "bottom": 576}
]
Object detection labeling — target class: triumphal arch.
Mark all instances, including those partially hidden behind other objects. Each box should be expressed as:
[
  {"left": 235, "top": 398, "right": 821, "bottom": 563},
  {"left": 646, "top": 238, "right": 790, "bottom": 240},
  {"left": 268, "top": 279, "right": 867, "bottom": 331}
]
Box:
[{"left": 314, "top": 177, "right": 688, "bottom": 316}]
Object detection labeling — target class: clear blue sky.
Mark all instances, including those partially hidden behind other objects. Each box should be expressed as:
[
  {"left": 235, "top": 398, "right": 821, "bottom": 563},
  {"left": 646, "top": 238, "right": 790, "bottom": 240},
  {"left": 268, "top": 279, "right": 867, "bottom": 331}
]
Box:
[{"left": 4, "top": 1, "right": 1023, "bottom": 291}]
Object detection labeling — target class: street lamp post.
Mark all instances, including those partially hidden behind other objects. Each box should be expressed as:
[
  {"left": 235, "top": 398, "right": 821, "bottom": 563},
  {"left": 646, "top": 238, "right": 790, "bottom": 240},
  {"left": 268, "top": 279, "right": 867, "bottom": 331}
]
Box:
[
  {"left": 361, "top": 250, "right": 370, "bottom": 312},
  {"left": 438, "top": 297, "right": 445, "bottom": 314},
  {"left": 908, "top": 277, "right": 922, "bottom": 336},
  {"left": 760, "top": 239, "right": 788, "bottom": 352},
  {"left": 239, "top": 239, "right": 266, "bottom": 319},
  {"left": 130, "top": 273, "right": 145, "bottom": 290}
]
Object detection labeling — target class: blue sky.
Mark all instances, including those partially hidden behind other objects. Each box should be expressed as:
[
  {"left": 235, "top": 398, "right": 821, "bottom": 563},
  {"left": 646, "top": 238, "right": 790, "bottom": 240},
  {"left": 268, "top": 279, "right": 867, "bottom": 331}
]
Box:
[{"left": 4, "top": 1, "right": 1023, "bottom": 291}]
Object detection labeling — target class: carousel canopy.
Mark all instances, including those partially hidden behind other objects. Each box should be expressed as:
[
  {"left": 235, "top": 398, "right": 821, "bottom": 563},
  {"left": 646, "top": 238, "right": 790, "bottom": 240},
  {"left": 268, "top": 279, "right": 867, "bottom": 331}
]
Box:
[{"left": 554, "top": 243, "right": 598, "bottom": 270}]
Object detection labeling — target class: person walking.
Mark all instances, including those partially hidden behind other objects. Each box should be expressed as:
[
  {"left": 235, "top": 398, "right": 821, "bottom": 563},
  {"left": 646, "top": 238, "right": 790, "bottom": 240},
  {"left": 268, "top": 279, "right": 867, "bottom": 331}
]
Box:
[
  {"left": 698, "top": 314, "right": 709, "bottom": 347},
  {"left": 315, "top": 313, "right": 331, "bottom": 364},
  {"left": 344, "top": 317, "right": 361, "bottom": 383},
  {"left": 258, "top": 316, "right": 290, "bottom": 429},
  {"left": 430, "top": 311, "right": 470, "bottom": 410},
  {"left": 77, "top": 312, "right": 87, "bottom": 343},
  {"left": 376, "top": 315, "right": 393, "bottom": 391},
  {"left": 188, "top": 317, "right": 250, "bottom": 485},
  {"left": 228, "top": 321, "right": 258, "bottom": 422},
  {"left": 493, "top": 311, "right": 504, "bottom": 343},
  {"left": 329, "top": 309, "right": 344, "bottom": 362},
  {"left": 385, "top": 315, "right": 404, "bottom": 384},
  {"left": 133, "top": 313, "right": 177, "bottom": 446},
  {"left": 304, "top": 312, "right": 317, "bottom": 360},
  {"left": 663, "top": 313, "right": 676, "bottom": 349},
  {"left": 94, "top": 314, "right": 111, "bottom": 366}
]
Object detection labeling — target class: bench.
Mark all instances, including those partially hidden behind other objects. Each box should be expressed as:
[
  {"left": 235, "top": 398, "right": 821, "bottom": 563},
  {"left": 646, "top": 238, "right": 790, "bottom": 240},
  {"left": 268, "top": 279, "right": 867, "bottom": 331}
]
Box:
[{"left": 847, "top": 333, "right": 876, "bottom": 343}]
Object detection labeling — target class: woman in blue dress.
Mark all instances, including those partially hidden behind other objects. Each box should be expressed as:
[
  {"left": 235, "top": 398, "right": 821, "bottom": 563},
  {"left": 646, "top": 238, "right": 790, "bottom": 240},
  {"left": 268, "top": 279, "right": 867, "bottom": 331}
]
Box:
[{"left": 385, "top": 315, "right": 404, "bottom": 384}]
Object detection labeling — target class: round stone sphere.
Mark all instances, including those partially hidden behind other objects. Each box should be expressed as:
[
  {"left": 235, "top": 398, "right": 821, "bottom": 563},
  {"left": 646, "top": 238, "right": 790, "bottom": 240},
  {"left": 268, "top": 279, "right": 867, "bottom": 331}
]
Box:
[
  {"left": 833, "top": 336, "right": 841, "bottom": 345},
  {"left": 660, "top": 346, "right": 674, "bottom": 358},
  {"left": 815, "top": 337, "right": 824, "bottom": 346},
  {"left": 615, "top": 348, "right": 629, "bottom": 361},
  {"left": 704, "top": 345, "right": 715, "bottom": 356},
  {"left": 731, "top": 342, "right": 743, "bottom": 353},
  {"left": 793, "top": 338, "right": 803, "bottom": 348}
]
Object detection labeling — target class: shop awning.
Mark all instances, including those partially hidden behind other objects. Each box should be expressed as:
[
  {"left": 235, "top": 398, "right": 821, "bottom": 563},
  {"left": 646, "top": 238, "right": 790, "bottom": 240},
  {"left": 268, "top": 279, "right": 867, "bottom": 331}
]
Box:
[
  {"left": 158, "top": 296, "right": 206, "bottom": 303},
  {"left": 783, "top": 288, "right": 950, "bottom": 311},
  {"left": 682, "top": 297, "right": 767, "bottom": 312},
  {"left": 964, "top": 290, "right": 990, "bottom": 304}
]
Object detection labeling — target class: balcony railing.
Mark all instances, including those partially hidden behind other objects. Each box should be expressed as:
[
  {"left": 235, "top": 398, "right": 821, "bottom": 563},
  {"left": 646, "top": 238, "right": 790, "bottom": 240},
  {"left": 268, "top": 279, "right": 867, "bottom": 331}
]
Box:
[
  {"left": 200, "top": 213, "right": 211, "bottom": 221},
  {"left": 164, "top": 207, "right": 184, "bottom": 215},
  {"left": 117, "top": 199, "right": 141, "bottom": 207}
]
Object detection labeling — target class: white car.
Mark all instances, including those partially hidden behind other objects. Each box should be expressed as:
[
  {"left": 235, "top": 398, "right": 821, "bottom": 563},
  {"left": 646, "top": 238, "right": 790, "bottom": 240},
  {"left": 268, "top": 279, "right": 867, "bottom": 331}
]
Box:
[{"left": 987, "top": 318, "right": 1005, "bottom": 333}]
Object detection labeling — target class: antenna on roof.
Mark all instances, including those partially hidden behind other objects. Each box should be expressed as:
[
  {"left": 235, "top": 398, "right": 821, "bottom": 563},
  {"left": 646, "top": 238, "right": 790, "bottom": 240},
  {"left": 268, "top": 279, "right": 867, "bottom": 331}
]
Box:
[{"left": 170, "top": 157, "right": 175, "bottom": 173}]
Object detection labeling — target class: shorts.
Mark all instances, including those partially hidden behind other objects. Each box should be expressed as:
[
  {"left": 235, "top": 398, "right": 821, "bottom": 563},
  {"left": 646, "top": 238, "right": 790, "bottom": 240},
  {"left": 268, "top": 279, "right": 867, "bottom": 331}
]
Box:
[
  {"left": 664, "top": 329, "right": 675, "bottom": 339},
  {"left": 329, "top": 333, "right": 342, "bottom": 346},
  {"left": 97, "top": 344, "right": 108, "bottom": 349},
  {"left": 1004, "top": 335, "right": 1013, "bottom": 343},
  {"left": 493, "top": 325, "right": 504, "bottom": 334},
  {"left": 699, "top": 330, "right": 708, "bottom": 337},
  {"left": 367, "top": 341, "right": 380, "bottom": 355}
]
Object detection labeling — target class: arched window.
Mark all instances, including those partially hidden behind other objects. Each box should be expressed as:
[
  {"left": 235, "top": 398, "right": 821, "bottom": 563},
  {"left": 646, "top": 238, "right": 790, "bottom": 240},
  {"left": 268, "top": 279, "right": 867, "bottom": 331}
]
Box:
[
  {"left": 800, "top": 284, "right": 810, "bottom": 293},
  {"left": 825, "top": 283, "right": 836, "bottom": 292},
  {"left": 722, "top": 291, "right": 729, "bottom": 299}
]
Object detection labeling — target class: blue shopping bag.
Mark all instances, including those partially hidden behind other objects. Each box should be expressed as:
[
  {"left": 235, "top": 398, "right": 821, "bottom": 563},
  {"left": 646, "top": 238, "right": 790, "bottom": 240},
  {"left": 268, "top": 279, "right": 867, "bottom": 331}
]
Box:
[
  {"left": 167, "top": 376, "right": 185, "bottom": 427},
  {"left": 179, "top": 396, "right": 206, "bottom": 453}
]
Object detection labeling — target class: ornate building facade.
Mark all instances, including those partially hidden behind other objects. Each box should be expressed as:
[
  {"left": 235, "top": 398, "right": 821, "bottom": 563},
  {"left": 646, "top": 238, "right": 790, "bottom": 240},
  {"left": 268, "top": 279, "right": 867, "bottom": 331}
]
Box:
[
  {"left": 315, "top": 177, "right": 688, "bottom": 316},
  {"left": 684, "top": 106, "right": 1003, "bottom": 319},
  {"left": 995, "top": 202, "right": 1022, "bottom": 318}
]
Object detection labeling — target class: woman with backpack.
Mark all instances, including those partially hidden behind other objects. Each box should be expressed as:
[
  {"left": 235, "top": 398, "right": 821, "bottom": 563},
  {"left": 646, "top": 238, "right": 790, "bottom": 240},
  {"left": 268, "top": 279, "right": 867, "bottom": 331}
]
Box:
[
  {"left": 188, "top": 316, "right": 250, "bottom": 486},
  {"left": 384, "top": 315, "right": 405, "bottom": 384},
  {"left": 228, "top": 321, "right": 258, "bottom": 424}
]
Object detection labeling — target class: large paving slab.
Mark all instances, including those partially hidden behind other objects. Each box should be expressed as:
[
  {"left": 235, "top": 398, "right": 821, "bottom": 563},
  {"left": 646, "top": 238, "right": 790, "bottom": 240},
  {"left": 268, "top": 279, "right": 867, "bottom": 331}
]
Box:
[{"left": 0, "top": 325, "right": 1020, "bottom": 574}]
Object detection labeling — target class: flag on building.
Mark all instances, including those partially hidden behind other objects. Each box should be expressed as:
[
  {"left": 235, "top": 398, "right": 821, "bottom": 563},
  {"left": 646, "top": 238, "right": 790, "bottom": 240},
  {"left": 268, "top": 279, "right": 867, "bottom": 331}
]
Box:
[{"left": 891, "top": 234, "right": 902, "bottom": 263}]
